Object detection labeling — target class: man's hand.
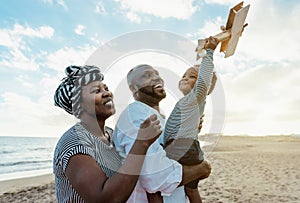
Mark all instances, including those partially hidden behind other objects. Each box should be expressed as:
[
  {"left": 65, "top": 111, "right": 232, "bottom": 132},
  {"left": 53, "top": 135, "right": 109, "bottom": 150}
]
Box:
[{"left": 198, "top": 114, "right": 205, "bottom": 132}]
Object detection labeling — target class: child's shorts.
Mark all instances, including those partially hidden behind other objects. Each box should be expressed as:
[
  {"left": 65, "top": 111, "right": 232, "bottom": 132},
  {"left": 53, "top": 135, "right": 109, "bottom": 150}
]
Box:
[{"left": 164, "top": 138, "right": 204, "bottom": 189}]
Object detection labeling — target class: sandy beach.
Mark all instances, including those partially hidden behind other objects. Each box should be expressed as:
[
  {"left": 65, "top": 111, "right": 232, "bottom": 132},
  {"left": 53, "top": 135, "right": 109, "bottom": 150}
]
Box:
[{"left": 0, "top": 135, "right": 299, "bottom": 203}]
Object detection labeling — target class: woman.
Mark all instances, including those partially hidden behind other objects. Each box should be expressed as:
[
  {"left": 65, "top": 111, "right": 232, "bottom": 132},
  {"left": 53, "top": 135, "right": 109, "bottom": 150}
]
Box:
[{"left": 53, "top": 65, "right": 162, "bottom": 203}]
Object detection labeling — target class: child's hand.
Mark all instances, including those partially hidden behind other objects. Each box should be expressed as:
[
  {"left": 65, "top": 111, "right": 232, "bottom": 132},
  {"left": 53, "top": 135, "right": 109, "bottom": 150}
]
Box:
[
  {"left": 136, "top": 114, "right": 162, "bottom": 147},
  {"left": 204, "top": 36, "right": 219, "bottom": 50}
]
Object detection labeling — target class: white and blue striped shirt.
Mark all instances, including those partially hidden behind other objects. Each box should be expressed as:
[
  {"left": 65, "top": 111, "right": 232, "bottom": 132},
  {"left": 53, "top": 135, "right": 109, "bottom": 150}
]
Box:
[{"left": 53, "top": 123, "right": 122, "bottom": 203}]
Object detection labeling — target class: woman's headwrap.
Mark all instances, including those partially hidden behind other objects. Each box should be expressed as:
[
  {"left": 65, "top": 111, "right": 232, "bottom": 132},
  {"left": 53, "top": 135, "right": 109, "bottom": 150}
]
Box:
[{"left": 54, "top": 65, "right": 104, "bottom": 118}]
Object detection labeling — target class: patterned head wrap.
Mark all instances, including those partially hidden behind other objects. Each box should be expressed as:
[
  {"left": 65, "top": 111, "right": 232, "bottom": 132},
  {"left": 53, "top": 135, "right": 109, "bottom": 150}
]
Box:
[{"left": 54, "top": 65, "right": 104, "bottom": 118}]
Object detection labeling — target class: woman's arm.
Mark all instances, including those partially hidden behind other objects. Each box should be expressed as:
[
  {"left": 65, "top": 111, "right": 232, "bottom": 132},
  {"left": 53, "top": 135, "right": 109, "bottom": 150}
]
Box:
[{"left": 66, "top": 114, "right": 161, "bottom": 203}]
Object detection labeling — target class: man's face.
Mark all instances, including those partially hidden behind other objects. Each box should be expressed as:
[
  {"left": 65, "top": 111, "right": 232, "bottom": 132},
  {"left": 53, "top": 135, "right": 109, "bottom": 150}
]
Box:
[{"left": 131, "top": 65, "right": 166, "bottom": 101}]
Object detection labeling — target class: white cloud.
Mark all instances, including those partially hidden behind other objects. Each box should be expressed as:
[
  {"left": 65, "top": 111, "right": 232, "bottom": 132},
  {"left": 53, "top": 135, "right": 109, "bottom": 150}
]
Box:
[
  {"left": 57, "top": 0, "right": 68, "bottom": 10},
  {"left": 41, "top": 0, "right": 68, "bottom": 10},
  {"left": 0, "top": 29, "right": 18, "bottom": 48},
  {"left": 15, "top": 75, "right": 34, "bottom": 88},
  {"left": 190, "top": 16, "right": 225, "bottom": 39},
  {"left": 75, "top": 24, "right": 85, "bottom": 35},
  {"left": 0, "top": 23, "right": 54, "bottom": 71},
  {"left": 95, "top": 0, "right": 107, "bottom": 15},
  {"left": 204, "top": 0, "right": 240, "bottom": 5},
  {"left": 89, "top": 34, "right": 105, "bottom": 46},
  {"left": 12, "top": 24, "right": 54, "bottom": 38},
  {"left": 219, "top": 60, "right": 300, "bottom": 135},
  {"left": 0, "top": 92, "right": 76, "bottom": 137},
  {"left": 0, "top": 48, "right": 39, "bottom": 71},
  {"left": 44, "top": 45, "right": 97, "bottom": 73},
  {"left": 0, "top": 23, "right": 54, "bottom": 49},
  {"left": 126, "top": 11, "right": 142, "bottom": 23},
  {"left": 116, "top": 0, "right": 197, "bottom": 20},
  {"left": 41, "top": 0, "right": 53, "bottom": 4},
  {"left": 232, "top": 0, "right": 300, "bottom": 62}
]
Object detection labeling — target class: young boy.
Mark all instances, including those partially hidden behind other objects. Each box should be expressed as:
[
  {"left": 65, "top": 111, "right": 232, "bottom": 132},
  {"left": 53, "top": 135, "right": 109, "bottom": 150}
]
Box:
[{"left": 162, "top": 36, "right": 219, "bottom": 203}]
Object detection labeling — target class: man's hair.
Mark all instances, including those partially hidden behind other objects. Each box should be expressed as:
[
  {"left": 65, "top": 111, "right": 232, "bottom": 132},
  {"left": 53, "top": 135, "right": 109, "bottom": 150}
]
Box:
[{"left": 127, "top": 64, "right": 152, "bottom": 86}]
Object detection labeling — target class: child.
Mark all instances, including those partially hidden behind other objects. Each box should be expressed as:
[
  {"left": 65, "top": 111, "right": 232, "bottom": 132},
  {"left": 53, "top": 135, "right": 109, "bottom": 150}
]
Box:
[{"left": 163, "top": 36, "right": 219, "bottom": 203}]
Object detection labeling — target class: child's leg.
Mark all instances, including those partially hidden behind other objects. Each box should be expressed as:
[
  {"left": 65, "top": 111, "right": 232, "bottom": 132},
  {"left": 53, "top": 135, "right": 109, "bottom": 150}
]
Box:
[
  {"left": 146, "top": 191, "right": 163, "bottom": 203},
  {"left": 185, "top": 186, "right": 202, "bottom": 203},
  {"left": 185, "top": 179, "right": 202, "bottom": 203}
]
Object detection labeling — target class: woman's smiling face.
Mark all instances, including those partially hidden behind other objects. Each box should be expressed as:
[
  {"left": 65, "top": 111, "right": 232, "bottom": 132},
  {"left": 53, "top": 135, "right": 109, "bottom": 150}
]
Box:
[{"left": 81, "top": 80, "right": 115, "bottom": 119}]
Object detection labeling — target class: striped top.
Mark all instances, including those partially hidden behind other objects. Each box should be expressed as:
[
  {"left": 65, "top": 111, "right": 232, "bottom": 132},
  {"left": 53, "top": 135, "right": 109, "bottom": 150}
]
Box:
[
  {"left": 163, "top": 49, "right": 215, "bottom": 144},
  {"left": 53, "top": 123, "right": 122, "bottom": 203}
]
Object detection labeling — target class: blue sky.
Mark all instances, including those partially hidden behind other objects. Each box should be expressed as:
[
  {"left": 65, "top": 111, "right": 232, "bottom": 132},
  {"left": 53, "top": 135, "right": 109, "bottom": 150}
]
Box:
[{"left": 0, "top": 0, "right": 300, "bottom": 137}]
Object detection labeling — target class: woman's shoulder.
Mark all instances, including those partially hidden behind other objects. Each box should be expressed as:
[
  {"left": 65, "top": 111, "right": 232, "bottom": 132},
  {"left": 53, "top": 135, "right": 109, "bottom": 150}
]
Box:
[{"left": 55, "top": 123, "right": 91, "bottom": 151}]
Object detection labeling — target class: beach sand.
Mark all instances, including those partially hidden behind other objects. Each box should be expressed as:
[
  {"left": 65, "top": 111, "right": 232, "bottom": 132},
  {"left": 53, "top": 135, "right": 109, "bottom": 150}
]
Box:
[
  {"left": 0, "top": 174, "right": 55, "bottom": 202},
  {"left": 0, "top": 135, "right": 299, "bottom": 203}
]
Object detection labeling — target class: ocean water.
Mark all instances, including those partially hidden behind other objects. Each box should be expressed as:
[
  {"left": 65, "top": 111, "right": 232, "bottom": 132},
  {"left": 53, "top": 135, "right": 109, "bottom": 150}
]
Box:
[
  {"left": 0, "top": 136, "right": 58, "bottom": 181},
  {"left": 0, "top": 135, "right": 220, "bottom": 182}
]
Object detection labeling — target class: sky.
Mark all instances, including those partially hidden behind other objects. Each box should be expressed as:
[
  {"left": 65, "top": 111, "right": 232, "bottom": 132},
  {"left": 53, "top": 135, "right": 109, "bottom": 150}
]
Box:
[{"left": 0, "top": 0, "right": 299, "bottom": 137}]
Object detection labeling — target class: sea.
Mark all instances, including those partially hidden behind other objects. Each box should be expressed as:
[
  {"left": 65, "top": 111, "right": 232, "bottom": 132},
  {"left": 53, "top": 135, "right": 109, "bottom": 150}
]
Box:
[
  {"left": 0, "top": 136, "right": 58, "bottom": 181},
  {"left": 1, "top": 134, "right": 296, "bottom": 182},
  {"left": 0, "top": 135, "right": 216, "bottom": 182}
]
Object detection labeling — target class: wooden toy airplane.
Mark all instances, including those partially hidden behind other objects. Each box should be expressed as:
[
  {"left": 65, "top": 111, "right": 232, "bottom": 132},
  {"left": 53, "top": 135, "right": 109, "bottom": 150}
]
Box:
[{"left": 196, "top": 1, "right": 250, "bottom": 59}]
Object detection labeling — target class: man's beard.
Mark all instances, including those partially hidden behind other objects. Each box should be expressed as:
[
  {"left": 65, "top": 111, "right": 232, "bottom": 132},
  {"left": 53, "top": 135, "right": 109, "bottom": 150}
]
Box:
[{"left": 138, "top": 85, "right": 166, "bottom": 100}]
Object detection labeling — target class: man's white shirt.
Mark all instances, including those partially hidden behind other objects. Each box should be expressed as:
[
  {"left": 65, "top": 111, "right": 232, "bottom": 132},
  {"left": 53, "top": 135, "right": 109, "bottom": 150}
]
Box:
[{"left": 113, "top": 101, "right": 186, "bottom": 203}]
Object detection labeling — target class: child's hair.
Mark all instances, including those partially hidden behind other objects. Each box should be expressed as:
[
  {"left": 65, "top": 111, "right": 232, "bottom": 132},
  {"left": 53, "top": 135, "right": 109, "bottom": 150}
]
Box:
[{"left": 180, "top": 65, "right": 217, "bottom": 96}]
